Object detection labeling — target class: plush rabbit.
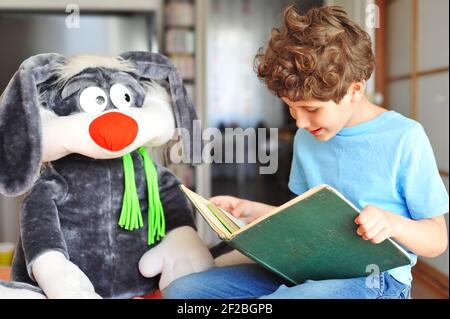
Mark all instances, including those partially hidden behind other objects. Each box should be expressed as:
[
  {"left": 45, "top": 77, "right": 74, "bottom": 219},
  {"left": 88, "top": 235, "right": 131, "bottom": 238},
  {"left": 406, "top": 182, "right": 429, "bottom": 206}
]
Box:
[{"left": 0, "top": 52, "right": 214, "bottom": 299}]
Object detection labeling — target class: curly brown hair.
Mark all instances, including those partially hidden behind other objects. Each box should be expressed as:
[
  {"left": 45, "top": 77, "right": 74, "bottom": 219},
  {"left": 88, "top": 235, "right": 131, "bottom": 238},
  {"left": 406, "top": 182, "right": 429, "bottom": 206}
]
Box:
[{"left": 255, "top": 4, "right": 375, "bottom": 104}]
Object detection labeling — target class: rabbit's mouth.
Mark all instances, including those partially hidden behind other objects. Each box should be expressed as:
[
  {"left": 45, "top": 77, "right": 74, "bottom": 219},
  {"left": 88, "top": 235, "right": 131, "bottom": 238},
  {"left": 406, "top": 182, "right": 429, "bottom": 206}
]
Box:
[{"left": 89, "top": 112, "right": 138, "bottom": 152}]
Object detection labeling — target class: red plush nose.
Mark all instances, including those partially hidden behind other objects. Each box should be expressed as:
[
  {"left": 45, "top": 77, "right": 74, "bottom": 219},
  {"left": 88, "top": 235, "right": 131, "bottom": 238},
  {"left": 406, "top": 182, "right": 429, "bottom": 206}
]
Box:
[{"left": 89, "top": 112, "right": 138, "bottom": 152}]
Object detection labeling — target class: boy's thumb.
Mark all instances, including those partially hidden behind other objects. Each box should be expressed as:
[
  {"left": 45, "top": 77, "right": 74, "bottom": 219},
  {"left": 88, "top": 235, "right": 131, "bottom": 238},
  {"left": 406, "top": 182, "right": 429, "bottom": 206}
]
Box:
[
  {"left": 232, "top": 202, "right": 248, "bottom": 217},
  {"left": 231, "top": 208, "right": 242, "bottom": 217}
]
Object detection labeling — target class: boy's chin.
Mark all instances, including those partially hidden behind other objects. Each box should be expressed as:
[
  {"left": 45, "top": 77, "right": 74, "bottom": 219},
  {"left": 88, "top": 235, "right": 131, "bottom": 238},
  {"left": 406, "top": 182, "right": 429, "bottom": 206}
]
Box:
[
  {"left": 314, "top": 131, "right": 334, "bottom": 141},
  {"left": 315, "top": 136, "right": 330, "bottom": 142}
]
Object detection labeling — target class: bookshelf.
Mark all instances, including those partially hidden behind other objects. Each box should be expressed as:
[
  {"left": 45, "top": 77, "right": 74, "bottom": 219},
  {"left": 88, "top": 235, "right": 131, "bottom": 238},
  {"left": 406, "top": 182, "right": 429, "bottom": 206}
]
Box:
[
  {"left": 163, "top": 0, "right": 197, "bottom": 189},
  {"left": 164, "top": 0, "right": 196, "bottom": 102}
]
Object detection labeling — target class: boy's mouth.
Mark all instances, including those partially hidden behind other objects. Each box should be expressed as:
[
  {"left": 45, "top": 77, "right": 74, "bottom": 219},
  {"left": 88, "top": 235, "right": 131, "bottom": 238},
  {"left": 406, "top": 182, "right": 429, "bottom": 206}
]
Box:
[{"left": 309, "top": 128, "right": 322, "bottom": 136}]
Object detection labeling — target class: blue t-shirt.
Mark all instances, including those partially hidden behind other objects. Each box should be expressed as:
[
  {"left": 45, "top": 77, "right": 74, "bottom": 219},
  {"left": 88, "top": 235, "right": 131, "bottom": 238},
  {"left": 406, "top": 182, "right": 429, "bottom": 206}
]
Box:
[{"left": 288, "top": 111, "right": 449, "bottom": 286}]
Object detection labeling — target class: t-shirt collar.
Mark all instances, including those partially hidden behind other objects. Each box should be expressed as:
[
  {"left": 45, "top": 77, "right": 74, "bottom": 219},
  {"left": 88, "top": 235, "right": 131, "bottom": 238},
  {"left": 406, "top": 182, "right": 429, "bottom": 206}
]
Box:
[{"left": 336, "top": 111, "right": 395, "bottom": 137}]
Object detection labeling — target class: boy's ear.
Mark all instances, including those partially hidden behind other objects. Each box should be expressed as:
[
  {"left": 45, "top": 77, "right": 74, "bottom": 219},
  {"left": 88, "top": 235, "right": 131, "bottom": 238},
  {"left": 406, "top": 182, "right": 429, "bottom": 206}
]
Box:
[
  {"left": 120, "top": 51, "right": 201, "bottom": 164},
  {"left": 348, "top": 80, "right": 366, "bottom": 103},
  {"left": 0, "top": 53, "right": 66, "bottom": 196}
]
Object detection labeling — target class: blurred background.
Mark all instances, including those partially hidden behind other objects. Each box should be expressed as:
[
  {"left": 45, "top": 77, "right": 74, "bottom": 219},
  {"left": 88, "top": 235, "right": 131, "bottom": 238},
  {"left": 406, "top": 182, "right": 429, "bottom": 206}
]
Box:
[{"left": 0, "top": 0, "right": 448, "bottom": 298}]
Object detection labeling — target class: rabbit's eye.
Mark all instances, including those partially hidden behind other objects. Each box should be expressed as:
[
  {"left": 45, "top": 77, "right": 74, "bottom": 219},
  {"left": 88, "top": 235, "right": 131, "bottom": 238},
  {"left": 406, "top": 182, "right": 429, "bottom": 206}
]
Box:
[
  {"left": 79, "top": 87, "right": 108, "bottom": 114},
  {"left": 110, "top": 84, "right": 132, "bottom": 110}
]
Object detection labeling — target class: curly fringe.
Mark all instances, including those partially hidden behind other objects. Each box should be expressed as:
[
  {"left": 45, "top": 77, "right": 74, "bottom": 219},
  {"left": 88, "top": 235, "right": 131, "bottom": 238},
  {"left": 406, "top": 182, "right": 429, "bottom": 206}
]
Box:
[{"left": 255, "top": 4, "right": 375, "bottom": 104}]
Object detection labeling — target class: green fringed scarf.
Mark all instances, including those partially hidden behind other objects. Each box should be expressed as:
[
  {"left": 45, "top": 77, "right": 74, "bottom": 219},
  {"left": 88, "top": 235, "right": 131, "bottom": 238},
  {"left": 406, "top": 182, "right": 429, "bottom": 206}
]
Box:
[{"left": 119, "top": 147, "right": 165, "bottom": 245}]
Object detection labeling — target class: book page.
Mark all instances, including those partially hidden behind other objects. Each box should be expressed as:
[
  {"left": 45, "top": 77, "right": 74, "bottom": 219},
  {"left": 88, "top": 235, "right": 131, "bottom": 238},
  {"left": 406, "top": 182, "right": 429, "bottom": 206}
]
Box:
[
  {"left": 205, "top": 204, "right": 237, "bottom": 232},
  {"left": 180, "top": 185, "right": 241, "bottom": 239},
  {"left": 217, "top": 206, "right": 247, "bottom": 228},
  {"left": 180, "top": 185, "right": 230, "bottom": 238}
]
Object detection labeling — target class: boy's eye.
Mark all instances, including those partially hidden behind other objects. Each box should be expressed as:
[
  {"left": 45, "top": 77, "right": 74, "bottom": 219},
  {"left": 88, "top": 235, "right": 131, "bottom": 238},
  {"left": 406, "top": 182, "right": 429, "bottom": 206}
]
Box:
[{"left": 305, "top": 107, "right": 318, "bottom": 112}]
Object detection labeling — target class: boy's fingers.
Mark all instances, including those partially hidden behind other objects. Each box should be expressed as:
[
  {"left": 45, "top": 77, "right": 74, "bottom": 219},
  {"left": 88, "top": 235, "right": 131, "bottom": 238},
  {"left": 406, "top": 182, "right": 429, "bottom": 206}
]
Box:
[
  {"left": 355, "top": 213, "right": 365, "bottom": 224},
  {"left": 356, "top": 216, "right": 380, "bottom": 235},
  {"left": 240, "top": 216, "right": 254, "bottom": 224},
  {"left": 370, "top": 228, "right": 390, "bottom": 244},
  {"left": 210, "top": 196, "right": 239, "bottom": 208},
  {"left": 362, "top": 222, "right": 385, "bottom": 240},
  {"left": 209, "top": 196, "right": 227, "bottom": 205},
  {"left": 355, "top": 207, "right": 377, "bottom": 224},
  {"left": 236, "top": 202, "right": 252, "bottom": 216},
  {"left": 209, "top": 197, "right": 252, "bottom": 220},
  {"left": 231, "top": 209, "right": 242, "bottom": 217},
  {"left": 232, "top": 204, "right": 249, "bottom": 217},
  {"left": 210, "top": 197, "right": 234, "bottom": 211}
]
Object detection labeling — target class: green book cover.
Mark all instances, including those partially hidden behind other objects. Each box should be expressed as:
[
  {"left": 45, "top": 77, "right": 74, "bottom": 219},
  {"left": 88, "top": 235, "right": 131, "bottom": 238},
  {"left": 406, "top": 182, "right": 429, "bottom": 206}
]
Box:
[{"left": 180, "top": 184, "right": 412, "bottom": 285}]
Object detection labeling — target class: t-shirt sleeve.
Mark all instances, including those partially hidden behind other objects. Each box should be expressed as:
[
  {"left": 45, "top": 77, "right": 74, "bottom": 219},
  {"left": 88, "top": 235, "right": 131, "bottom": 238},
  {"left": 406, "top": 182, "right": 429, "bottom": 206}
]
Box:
[
  {"left": 288, "top": 130, "right": 309, "bottom": 195},
  {"left": 397, "top": 124, "right": 449, "bottom": 219}
]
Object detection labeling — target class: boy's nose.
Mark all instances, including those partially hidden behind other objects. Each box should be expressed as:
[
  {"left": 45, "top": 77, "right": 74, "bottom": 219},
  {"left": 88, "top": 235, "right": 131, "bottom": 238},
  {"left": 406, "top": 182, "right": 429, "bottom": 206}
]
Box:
[{"left": 296, "top": 115, "right": 310, "bottom": 129}]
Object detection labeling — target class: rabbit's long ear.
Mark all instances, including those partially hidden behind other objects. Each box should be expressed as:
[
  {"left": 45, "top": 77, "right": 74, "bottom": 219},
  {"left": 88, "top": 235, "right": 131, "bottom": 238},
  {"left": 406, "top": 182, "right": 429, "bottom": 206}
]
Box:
[
  {"left": 120, "top": 51, "right": 201, "bottom": 164},
  {"left": 0, "top": 53, "right": 66, "bottom": 196}
]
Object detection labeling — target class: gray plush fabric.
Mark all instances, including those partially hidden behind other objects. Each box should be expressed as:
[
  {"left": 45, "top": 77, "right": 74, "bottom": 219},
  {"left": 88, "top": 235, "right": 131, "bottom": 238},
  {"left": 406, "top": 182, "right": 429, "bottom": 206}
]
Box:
[
  {"left": 44, "top": 69, "right": 147, "bottom": 116},
  {"left": 0, "top": 54, "right": 64, "bottom": 197},
  {"left": 0, "top": 279, "right": 44, "bottom": 295},
  {"left": 12, "top": 153, "right": 195, "bottom": 298},
  {"left": 120, "top": 52, "right": 202, "bottom": 164},
  {"left": 0, "top": 52, "right": 201, "bottom": 298}
]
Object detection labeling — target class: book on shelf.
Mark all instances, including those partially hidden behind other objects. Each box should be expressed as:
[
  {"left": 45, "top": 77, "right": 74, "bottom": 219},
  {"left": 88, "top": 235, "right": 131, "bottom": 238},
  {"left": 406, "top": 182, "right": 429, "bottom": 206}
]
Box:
[
  {"left": 165, "top": 0, "right": 195, "bottom": 27},
  {"left": 180, "top": 184, "right": 413, "bottom": 285},
  {"left": 165, "top": 29, "right": 195, "bottom": 54}
]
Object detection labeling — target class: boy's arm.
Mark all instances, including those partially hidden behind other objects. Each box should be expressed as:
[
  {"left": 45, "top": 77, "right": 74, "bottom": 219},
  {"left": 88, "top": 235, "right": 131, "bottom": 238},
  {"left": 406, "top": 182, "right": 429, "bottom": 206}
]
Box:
[
  {"left": 215, "top": 250, "right": 255, "bottom": 267},
  {"left": 355, "top": 205, "right": 448, "bottom": 258}
]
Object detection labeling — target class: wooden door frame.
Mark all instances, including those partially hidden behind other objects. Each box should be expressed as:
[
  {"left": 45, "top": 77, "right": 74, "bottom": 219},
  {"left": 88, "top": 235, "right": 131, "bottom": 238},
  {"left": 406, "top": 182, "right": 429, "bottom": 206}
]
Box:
[
  {"left": 377, "top": 0, "right": 449, "bottom": 297},
  {"left": 375, "top": 0, "right": 387, "bottom": 107}
]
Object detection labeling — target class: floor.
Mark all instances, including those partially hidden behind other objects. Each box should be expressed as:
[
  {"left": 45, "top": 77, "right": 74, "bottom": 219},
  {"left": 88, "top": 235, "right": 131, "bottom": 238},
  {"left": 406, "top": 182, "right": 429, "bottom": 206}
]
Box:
[{"left": 411, "top": 268, "right": 449, "bottom": 299}]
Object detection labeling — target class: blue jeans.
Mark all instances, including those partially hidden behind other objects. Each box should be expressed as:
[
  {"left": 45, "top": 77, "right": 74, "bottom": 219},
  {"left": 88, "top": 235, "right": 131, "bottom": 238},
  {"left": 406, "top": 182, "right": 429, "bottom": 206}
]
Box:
[{"left": 163, "top": 264, "right": 411, "bottom": 299}]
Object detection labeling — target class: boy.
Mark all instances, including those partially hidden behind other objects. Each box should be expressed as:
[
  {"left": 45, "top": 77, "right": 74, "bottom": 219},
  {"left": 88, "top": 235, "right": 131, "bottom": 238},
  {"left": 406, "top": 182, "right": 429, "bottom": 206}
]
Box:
[{"left": 163, "top": 5, "right": 449, "bottom": 298}]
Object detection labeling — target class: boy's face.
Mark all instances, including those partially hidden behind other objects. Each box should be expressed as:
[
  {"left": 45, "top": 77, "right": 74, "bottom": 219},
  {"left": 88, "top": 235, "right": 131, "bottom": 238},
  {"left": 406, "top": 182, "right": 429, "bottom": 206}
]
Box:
[{"left": 282, "top": 94, "right": 355, "bottom": 141}]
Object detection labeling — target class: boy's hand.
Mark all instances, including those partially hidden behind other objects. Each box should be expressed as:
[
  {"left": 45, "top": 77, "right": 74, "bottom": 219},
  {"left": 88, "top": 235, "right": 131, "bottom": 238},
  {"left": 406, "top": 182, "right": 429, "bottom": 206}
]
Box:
[
  {"left": 210, "top": 196, "right": 261, "bottom": 223},
  {"left": 354, "top": 205, "right": 399, "bottom": 244}
]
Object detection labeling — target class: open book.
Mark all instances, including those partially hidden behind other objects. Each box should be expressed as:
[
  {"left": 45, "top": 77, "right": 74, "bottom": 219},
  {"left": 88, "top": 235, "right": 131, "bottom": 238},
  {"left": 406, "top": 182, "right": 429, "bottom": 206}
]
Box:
[{"left": 180, "top": 184, "right": 412, "bottom": 285}]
